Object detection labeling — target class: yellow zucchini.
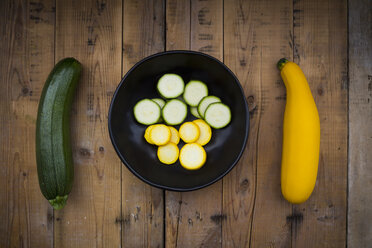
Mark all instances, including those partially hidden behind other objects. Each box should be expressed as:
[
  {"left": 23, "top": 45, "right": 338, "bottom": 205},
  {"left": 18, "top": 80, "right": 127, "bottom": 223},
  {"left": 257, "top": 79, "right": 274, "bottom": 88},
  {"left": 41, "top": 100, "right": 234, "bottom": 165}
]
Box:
[
  {"left": 168, "top": 126, "right": 180, "bottom": 145},
  {"left": 157, "top": 143, "right": 179, "bottom": 165},
  {"left": 179, "top": 122, "right": 200, "bottom": 143},
  {"left": 149, "top": 124, "right": 171, "bottom": 146},
  {"left": 192, "top": 119, "right": 212, "bottom": 146},
  {"left": 179, "top": 143, "right": 206, "bottom": 170},
  {"left": 277, "top": 58, "right": 320, "bottom": 204},
  {"left": 144, "top": 125, "right": 155, "bottom": 144}
]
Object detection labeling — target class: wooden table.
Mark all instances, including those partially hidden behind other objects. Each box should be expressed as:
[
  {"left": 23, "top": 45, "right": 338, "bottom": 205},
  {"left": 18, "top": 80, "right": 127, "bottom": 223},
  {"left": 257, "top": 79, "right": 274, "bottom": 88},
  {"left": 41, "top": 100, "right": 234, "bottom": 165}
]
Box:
[{"left": 1, "top": 0, "right": 371, "bottom": 247}]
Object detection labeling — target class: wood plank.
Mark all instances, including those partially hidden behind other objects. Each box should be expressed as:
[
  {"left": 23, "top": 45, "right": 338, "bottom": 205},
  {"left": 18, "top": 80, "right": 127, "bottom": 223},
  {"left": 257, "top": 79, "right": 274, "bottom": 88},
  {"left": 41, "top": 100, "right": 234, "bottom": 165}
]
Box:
[
  {"left": 122, "top": 0, "right": 165, "bottom": 247},
  {"left": 223, "top": 0, "right": 293, "bottom": 247},
  {"left": 291, "top": 0, "right": 348, "bottom": 247},
  {"left": 0, "top": 0, "right": 55, "bottom": 247},
  {"left": 348, "top": 0, "right": 372, "bottom": 247},
  {"left": 164, "top": 1, "right": 190, "bottom": 246},
  {"left": 166, "top": 0, "right": 190, "bottom": 51},
  {"left": 190, "top": 0, "right": 223, "bottom": 59},
  {"left": 54, "top": 0, "right": 122, "bottom": 247},
  {"left": 165, "top": 0, "right": 223, "bottom": 247}
]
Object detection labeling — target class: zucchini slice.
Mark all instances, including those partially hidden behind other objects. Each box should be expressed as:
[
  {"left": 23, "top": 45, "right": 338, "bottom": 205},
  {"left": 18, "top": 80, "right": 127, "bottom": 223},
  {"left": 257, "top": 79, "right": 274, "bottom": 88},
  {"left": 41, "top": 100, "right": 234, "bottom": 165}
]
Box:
[
  {"left": 152, "top": 98, "right": 166, "bottom": 123},
  {"left": 179, "top": 122, "right": 200, "bottom": 143},
  {"left": 197, "top": 95, "right": 221, "bottom": 118},
  {"left": 152, "top": 98, "right": 166, "bottom": 109},
  {"left": 133, "top": 99, "right": 161, "bottom": 125},
  {"left": 144, "top": 125, "right": 155, "bottom": 144},
  {"left": 157, "top": 74, "right": 185, "bottom": 99},
  {"left": 179, "top": 143, "right": 207, "bottom": 170},
  {"left": 168, "top": 126, "right": 180, "bottom": 145},
  {"left": 183, "top": 80, "right": 208, "bottom": 106},
  {"left": 193, "top": 119, "right": 212, "bottom": 146},
  {"left": 157, "top": 143, "right": 179, "bottom": 165},
  {"left": 190, "top": 107, "right": 201, "bottom": 118},
  {"left": 149, "top": 124, "right": 171, "bottom": 146},
  {"left": 204, "top": 102, "right": 231, "bottom": 129},
  {"left": 162, "top": 99, "right": 187, "bottom": 125}
]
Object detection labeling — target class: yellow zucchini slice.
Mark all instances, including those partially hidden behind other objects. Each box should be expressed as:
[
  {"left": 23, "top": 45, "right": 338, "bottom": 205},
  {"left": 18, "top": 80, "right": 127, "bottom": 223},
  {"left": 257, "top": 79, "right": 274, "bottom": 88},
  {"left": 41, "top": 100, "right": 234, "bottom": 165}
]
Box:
[
  {"left": 144, "top": 125, "right": 155, "bottom": 144},
  {"left": 157, "top": 143, "right": 179, "bottom": 165},
  {"left": 192, "top": 119, "right": 212, "bottom": 146},
  {"left": 168, "top": 126, "right": 180, "bottom": 145},
  {"left": 149, "top": 124, "right": 171, "bottom": 146},
  {"left": 179, "top": 122, "right": 200, "bottom": 143},
  {"left": 179, "top": 143, "right": 206, "bottom": 170}
]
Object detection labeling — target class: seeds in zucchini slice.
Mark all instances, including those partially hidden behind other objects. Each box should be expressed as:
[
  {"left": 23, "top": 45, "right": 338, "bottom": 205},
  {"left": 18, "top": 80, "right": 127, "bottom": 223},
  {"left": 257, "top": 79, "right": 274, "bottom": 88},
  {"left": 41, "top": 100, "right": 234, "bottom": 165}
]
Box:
[
  {"left": 162, "top": 99, "right": 187, "bottom": 125},
  {"left": 179, "top": 122, "right": 200, "bottom": 143},
  {"left": 157, "top": 74, "right": 185, "bottom": 99},
  {"left": 204, "top": 102, "right": 231, "bottom": 129},
  {"left": 183, "top": 80, "right": 208, "bottom": 107},
  {"left": 193, "top": 119, "right": 212, "bottom": 146},
  {"left": 157, "top": 143, "right": 179, "bottom": 165},
  {"left": 133, "top": 99, "right": 161, "bottom": 125},
  {"left": 197, "top": 95, "right": 221, "bottom": 118},
  {"left": 149, "top": 124, "right": 171, "bottom": 146},
  {"left": 179, "top": 143, "right": 207, "bottom": 170}
]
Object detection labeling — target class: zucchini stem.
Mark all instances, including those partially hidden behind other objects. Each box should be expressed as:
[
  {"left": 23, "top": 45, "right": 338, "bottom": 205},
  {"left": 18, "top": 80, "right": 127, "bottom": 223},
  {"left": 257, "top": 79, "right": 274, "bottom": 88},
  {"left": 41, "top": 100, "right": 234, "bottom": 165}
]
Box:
[
  {"left": 49, "top": 195, "right": 68, "bottom": 210},
  {"left": 277, "top": 58, "right": 289, "bottom": 71}
]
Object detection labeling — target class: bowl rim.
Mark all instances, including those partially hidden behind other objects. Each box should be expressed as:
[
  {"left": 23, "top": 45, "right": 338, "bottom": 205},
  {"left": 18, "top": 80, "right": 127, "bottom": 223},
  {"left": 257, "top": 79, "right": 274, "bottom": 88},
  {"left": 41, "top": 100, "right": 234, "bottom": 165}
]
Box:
[{"left": 108, "top": 50, "right": 250, "bottom": 192}]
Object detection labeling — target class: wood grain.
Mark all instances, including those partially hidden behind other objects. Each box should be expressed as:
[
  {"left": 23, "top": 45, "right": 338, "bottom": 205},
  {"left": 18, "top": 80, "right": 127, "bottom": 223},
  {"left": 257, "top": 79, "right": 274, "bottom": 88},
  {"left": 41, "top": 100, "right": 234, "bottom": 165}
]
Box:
[
  {"left": 122, "top": 0, "right": 165, "bottom": 247},
  {"left": 348, "top": 0, "right": 372, "bottom": 247},
  {"left": 0, "top": 0, "right": 55, "bottom": 247},
  {"left": 291, "top": 0, "right": 348, "bottom": 247},
  {"left": 54, "top": 0, "right": 122, "bottom": 247},
  {"left": 190, "top": 0, "right": 223, "bottom": 59},
  {"left": 166, "top": 0, "right": 190, "bottom": 51},
  {"left": 165, "top": 0, "right": 223, "bottom": 247},
  {"left": 223, "top": 0, "right": 293, "bottom": 247}
]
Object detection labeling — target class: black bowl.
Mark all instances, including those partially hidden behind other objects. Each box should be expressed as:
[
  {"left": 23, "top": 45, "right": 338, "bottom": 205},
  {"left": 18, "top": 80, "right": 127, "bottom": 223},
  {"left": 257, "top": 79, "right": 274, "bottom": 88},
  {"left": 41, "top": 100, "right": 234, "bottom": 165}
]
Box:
[{"left": 108, "top": 51, "right": 249, "bottom": 191}]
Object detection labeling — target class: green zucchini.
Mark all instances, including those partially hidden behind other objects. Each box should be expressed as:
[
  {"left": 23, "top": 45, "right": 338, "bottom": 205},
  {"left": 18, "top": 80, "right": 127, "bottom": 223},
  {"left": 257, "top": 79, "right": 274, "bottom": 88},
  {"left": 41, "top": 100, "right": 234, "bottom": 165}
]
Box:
[
  {"left": 204, "top": 102, "right": 231, "bottom": 129},
  {"left": 133, "top": 99, "right": 161, "bottom": 125},
  {"left": 162, "top": 99, "right": 188, "bottom": 125},
  {"left": 197, "top": 95, "right": 221, "bottom": 118},
  {"left": 183, "top": 80, "right": 208, "bottom": 107},
  {"left": 151, "top": 98, "right": 166, "bottom": 109},
  {"left": 157, "top": 73, "right": 185, "bottom": 99},
  {"left": 36, "top": 58, "right": 82, "bottom": 210},
  {"left": 190, "top": 106, "right": 201, "bottom": 118}
]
